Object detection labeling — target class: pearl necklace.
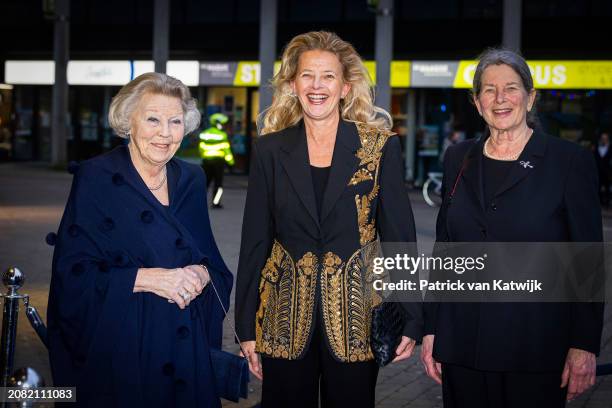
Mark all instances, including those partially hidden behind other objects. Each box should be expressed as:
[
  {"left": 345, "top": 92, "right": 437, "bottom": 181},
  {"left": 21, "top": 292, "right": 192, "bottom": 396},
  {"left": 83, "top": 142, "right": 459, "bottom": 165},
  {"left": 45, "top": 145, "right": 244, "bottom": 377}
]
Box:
[
  {"left": 483, "top": 130, "right": 532, "bottom": 161},
  {"left": 147, "top": 166, "right": 167, "bottom": 191}
]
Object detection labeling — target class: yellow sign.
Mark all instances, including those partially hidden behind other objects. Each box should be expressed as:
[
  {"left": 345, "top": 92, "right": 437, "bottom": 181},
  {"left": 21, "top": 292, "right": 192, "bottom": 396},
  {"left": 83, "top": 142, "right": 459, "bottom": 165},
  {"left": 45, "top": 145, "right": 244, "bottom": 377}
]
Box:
[
  {"left": 233, "top": 61, "right": 260, "bottom": 86},
  {"left": 528, "top": 61, "right": 612, "bottom": 89},
  {"left": 364, "top": 61, "right": 376, "bottom": 84},
  {"left": 235, "top": 61, "right": 317, "bottom": 84},
  {"left": 391, "top": 61, "right": 411, "bottom": 87},
  {"left": 233, "top": 59, "right": 612, "bottom": 89},
  {"left": 364, "top": 61, "right": 411, "bottom": 87},
  {"left": 453, "top": 61, "right": 477, "bottom": 88},
  {"left": 454, "top": 60, "right": 612, "bottom": 90},
  {"left": 237, "top": 60, "right": 410, "bottom": 88}
]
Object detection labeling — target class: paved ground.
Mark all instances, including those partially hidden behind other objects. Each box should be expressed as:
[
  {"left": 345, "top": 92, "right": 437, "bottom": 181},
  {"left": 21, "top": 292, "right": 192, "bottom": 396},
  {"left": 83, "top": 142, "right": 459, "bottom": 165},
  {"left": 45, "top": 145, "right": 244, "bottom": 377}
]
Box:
[{"left": 0, "top": 162, "right": 611, "bottom": 407}]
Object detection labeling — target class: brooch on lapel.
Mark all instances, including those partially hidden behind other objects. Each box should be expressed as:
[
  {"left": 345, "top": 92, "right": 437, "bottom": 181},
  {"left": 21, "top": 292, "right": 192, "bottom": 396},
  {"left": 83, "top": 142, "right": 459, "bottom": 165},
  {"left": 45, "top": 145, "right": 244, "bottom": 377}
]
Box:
[{"left": 519, "top": 160, "right": 534, "bottom": 169}]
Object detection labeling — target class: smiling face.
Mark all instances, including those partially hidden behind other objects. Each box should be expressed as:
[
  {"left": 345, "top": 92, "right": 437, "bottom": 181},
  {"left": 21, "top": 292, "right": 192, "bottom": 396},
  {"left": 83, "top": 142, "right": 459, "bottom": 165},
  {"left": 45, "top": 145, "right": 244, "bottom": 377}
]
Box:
[
  {"left": 128, "top": 93, "right": 185, "bottom": 168},
  {"left": 474, "top": 64, "right": 536, "bottom": 132},
  {"left": 291, "top": 50, "right": 351, "bottom": 123}
]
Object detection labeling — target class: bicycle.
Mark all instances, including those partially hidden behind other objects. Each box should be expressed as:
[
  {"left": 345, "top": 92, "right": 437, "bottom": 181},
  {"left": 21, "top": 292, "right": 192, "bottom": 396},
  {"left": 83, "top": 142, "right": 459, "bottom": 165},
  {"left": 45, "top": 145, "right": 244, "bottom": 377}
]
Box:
[{"left": 422, "top": 172, "right": 443, "bottom": 207}]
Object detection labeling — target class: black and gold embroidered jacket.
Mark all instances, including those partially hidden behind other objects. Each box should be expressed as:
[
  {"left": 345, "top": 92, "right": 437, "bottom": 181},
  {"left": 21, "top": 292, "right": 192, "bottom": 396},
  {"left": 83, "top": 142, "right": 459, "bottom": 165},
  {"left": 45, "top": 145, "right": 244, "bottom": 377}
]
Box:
[{"left": 235, "top": 119, "right": 423, "bottom": 363}]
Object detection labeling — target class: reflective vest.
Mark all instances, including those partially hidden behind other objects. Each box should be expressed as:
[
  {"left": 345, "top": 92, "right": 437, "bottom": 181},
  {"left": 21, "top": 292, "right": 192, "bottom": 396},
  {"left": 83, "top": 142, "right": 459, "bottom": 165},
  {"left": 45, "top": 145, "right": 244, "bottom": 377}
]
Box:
[{"left": 198, "top": 127, "right": 235, "bottom": 166}]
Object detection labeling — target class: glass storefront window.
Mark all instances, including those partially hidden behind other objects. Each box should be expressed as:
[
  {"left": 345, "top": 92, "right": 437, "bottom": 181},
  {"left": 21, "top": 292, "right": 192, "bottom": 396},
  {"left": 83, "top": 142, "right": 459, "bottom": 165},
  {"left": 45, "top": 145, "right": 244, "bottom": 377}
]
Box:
[{"left": 0, "top": 88, "right": 13, "bottom": 161}]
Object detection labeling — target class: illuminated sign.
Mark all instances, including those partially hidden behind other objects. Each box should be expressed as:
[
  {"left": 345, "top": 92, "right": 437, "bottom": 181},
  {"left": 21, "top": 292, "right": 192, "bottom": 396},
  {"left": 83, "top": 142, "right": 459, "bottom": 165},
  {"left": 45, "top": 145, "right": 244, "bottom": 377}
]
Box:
[
  {"left": 390, "top": 61, "right": 411, "bottom": 88},
  {"left": 66, "top": 60, "right": 198, "bottom": 86},
  {"left": 453, "top": 60, "right": 612, "bottom": 89},
  {"left": 67, "top": 61, "right": 141, "bottom": 85},
  {"left": 233, "top": 61, "right": 260, "bottom": 86},
  {"left": 360, "top": 61, "right": 412, "bottom": 87},
  {"left": 167, "top": 61, "right": 199, "bottom": 86},
  {"left": 5, "top": 61, "right": 55, "bottom": 85},
  {"left": 6, "top": 60, "right": 612, "bottom": 89},
  {"left": 411, "top": 61, "right": 458, "bottom": 87},
  {"left": 200, "top": 62, "right": 237, "bottom": 85}
]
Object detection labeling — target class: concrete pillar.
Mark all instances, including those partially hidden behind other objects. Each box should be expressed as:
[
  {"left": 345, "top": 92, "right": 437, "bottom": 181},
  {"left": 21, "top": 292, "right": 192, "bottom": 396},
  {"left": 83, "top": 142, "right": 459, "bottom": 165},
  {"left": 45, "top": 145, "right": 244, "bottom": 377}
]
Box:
[
  {"left": 502, "top": 0, "right": 522, "bottom": 51},
  {"left": 418, "top": 90, "right": 426, "bottom": 127},
  {"left": 374, "top": 0, "right": 393, "bottom": 113},
  {"left": 404, "top": 90, "right": 416, "bottom": 181},
  {"left": 153, "top": 0, "right": 170, "bottom": 73},
  {"left": 258, "top": 0, "right": 277, "bottom": 117},
  {"left": 51, "top": 0, "right": 70, "bottom": 166},
  {"left": 415, "top": 90, "right": 426, "bottom": 185},
  {"left": 102, "top": 87, "right": 111, "bottom": 149}
]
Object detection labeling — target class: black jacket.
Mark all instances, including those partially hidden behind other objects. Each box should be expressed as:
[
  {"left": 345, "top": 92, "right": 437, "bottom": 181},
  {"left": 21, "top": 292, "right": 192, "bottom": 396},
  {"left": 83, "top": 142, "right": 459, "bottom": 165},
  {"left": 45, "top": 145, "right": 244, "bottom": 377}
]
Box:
[
  {"left": 235, "top": 119, "right": 423, "bottom": 362},
  {"left": 425, "top": 131, "right": 604, "bottom": 372}
]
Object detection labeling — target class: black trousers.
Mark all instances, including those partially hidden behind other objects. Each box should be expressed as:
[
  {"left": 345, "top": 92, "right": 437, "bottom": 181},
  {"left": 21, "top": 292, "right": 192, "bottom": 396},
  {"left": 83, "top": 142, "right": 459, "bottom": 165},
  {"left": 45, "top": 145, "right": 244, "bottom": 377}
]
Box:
[
  {"left": 202, "top": 158, "right": 225, "bottom": 204},
  {"left": 442, "top": 363, "right": 567, "bottom": 408},
  {"left": 261, "top": 320, "right": 379, "bottom": 408}
]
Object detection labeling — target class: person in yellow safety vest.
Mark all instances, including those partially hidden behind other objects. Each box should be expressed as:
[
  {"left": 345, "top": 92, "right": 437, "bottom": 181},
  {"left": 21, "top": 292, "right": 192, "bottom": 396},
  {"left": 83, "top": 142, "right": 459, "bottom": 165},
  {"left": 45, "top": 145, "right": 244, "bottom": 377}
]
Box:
[{"left": 199, "top": 113, "right": 234, "bottom": 209}]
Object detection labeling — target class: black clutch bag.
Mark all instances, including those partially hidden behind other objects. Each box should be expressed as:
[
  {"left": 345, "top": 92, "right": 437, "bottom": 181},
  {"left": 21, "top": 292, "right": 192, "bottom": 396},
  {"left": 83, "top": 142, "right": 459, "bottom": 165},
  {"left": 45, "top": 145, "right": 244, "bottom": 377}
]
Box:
[
  {"left": 209, "top": 348, "right": 249, "bottom": 402},
  {"left": 370, "top": 302, "right": 407, "bottom": 367},
  {"left": 208, "top": 276, "right": 250, "bottom": 402}
]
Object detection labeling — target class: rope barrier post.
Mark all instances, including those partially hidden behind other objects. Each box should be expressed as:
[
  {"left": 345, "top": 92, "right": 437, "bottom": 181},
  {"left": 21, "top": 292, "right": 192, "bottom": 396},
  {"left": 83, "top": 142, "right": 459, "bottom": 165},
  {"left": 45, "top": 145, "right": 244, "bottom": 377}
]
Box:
[{"left": 0, "top": 267, "right": 26, "bottom": 388}]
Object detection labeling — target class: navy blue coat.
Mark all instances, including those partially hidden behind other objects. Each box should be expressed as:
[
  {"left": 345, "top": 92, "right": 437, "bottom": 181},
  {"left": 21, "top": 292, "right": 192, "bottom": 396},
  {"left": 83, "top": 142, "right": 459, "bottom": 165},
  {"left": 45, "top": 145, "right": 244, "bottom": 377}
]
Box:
[{"left": 47, "top": 146, "right": 233, "bottom": 407}]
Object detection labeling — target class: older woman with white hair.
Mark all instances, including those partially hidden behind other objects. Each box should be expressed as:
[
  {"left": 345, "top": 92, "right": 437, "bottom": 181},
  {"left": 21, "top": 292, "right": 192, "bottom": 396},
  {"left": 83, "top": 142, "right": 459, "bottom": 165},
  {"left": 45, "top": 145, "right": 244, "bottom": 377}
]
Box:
[{"left": 47, "top": 72, "right": 233, "bottom": 407}]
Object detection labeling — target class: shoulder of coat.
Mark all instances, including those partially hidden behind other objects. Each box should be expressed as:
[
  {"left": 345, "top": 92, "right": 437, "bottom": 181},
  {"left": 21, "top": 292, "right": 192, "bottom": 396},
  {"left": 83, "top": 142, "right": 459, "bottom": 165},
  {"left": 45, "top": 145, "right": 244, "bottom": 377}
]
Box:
[
  {"left": 253, "top": 126, "right": 293, "bottom": 154},
  {"left": 354, "top": 121, "right": 396, "bottom": 153}
]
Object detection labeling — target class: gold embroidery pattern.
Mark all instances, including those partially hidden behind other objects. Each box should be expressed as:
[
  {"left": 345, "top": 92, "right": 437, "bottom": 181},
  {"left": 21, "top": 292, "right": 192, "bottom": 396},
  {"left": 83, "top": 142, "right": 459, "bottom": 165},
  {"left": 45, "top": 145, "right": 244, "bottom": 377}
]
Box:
[
  {"left": 348, "top": 168, "right": 373, "bottom": 186},
  {"left": 255, "top": 124, "right": 395, "bottom": 363},
  {"left": 355, "top": 194, "right": 376, "bottom": 245},
  {"left": 255, "top": 240, "right": 317, "bottom": 359},
  {"left": 294, "top": 252, "right": 318, "bottom": 355},
  {"left": 346, "top": 240, "right": 383, "bottom": 361},
  {"left": 355, "top": 123, "right": 392, "bottom": 168},
  {"left": 320, "top": 241, "right": 383, "bottom": 362},
  {"left": 352, "top": 123, "right": 393, "bottom": 246},
  {"left": 256, "top": 241, "right": 292, "bottom": 358},
  {"left": 257, "top": 242, "right": 384, "bottom": 363},
  {"left": 320, "top": 252, "right": 346, "bottom": 359}
]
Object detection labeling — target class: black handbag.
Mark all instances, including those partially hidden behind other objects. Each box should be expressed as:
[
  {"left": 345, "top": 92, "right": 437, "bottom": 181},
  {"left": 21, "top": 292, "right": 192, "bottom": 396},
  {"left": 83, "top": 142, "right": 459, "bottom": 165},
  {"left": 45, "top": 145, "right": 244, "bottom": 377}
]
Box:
[
  {"left": 209, "top": 348, "right": 249, "bottom": 402},
  {"left": 208, "top": 276, "right": 250, "bottom": 402},
  {"left": 370, "top": 301, "right": 407, "bottom": 367}
]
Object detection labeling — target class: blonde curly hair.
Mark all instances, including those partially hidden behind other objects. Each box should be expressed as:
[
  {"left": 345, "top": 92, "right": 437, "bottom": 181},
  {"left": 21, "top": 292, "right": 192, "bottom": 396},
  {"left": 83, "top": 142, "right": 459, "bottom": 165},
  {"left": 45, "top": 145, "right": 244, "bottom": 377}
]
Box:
[{"left": 260, "top": 31, "right": 392, "bottom": 135}]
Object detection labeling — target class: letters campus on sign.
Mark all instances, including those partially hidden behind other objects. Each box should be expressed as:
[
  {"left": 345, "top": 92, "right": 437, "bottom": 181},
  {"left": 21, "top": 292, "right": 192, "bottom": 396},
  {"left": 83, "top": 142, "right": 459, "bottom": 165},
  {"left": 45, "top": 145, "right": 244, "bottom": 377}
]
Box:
[{"left": 452, "top": 60, "right": 612, "bottom": 89}]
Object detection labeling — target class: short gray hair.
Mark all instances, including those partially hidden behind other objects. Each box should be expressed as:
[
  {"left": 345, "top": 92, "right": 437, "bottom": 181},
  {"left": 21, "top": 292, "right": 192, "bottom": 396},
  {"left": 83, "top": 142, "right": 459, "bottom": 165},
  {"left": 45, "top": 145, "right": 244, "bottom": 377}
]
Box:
[
  {"left": 108, "top": 72, "right": 200, "bottom": 138},
  {"left": 472, "top": 47, "right": 538, "bottom": 127}
]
